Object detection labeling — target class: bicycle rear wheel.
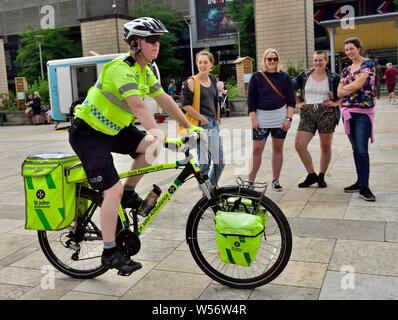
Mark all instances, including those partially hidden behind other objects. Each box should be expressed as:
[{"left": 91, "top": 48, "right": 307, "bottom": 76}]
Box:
[
  {"left": 37, "top": 186, "right": 108, "bottom": 279},
  {"left": 186, "top": 186, "right": 292, "bottom": 289}
]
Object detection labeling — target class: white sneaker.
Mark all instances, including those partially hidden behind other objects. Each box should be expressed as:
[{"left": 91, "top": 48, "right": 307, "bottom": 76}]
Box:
[
  {"left": 272, "top": 179, "right": 283, "bottom": 192},
  {"left": 392, "top": 101, "right": 398, "bottom": 105},
  {"left": 386, "top": 100, "right": 391, "bottom": 104}
]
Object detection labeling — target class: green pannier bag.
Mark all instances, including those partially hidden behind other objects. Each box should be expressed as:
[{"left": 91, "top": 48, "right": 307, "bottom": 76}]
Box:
[
  {"left": 215, "top": 211, "right": 266, "bottom": 267},
  {"left": 22, "top": 152, "right": 84, "bottom": 231}
]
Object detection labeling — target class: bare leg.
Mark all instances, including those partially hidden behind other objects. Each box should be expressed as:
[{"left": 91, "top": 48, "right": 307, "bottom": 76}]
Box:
[
  {"left": 295, "top": 131, "right": 315, "bottom": 173},
  {"left": 319, "top": 132, "right": 334, "bottom": 174},
  {"left": 101, "top": 181, "right": 123, "bottom": 242},
  {"left": 248, "top": 140, "right": 266, "bottom": 182},
  {"left": 271, "top": 138, "right": 285, "bottom": 181},
  {"left": 124, "top": 135, "right": 161, "bottom": 187}
]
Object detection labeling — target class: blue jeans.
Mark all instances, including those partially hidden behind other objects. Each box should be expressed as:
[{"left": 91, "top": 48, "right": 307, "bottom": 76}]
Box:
[
  {"left": 197, "top": 115, "right": 225, "bottom": 187},
  {"left": 344, "top": 113, "right": 371, "bottom": 188}
]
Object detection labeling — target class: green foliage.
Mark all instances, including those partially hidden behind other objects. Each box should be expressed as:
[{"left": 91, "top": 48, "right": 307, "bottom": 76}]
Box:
[
  {"left": 135, "top": 4, "right": 185, "bottom": 80},
  {"left": 211, "top": 64, "right": 220, "bottom": 76},
  {"left": 27, "top": 79, "right": 50, "bottom": 105},
  {"left": 15, "top": 25, "right": 82, "bottom": 84},
  {"left": 0, "top": 92, "right": 17, "bottom": 111},
  {"left": 286, "top": 60, "right": 305, "bottom": 79},
  {"left": 394, "top": 0, "right": 398, "bottom": 10},
  {"left": 226, "top": 0, "right": 256, "bottom": 61},
  {"left": 225, "top": 77, "right": 245, "bottom": 100}
]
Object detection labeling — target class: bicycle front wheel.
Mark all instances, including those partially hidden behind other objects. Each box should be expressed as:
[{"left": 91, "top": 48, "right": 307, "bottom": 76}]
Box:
[
  {"left": 186, "top": 186, "right": 292, "bottom": 289},
  {"left": 37, "top": 187, "right": 108, "bottom": 279}
]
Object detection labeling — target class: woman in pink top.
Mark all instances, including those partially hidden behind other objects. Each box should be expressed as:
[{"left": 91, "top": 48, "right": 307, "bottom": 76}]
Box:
[{"left": 338, "top": 37, "right": 376, "bottom": 201}]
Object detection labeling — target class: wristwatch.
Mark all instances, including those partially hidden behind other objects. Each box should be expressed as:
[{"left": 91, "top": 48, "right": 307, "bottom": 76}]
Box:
[{"left": 286, "top": 117, "right": 293, "bottom": 122}]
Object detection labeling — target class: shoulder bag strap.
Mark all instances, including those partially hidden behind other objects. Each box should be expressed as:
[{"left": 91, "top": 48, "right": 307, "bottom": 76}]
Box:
[
  {"left": 192, "top": 75, "right": 200, "bottom": 113},
  {"left": 261, "top": 72, "right": 286, "bottom": 101}
]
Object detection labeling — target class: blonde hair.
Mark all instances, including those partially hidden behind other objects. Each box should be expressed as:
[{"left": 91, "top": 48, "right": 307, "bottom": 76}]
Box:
[
  {"left": 33, "top": 91, "right": 41, "bottom": 99},
  {"left": 262, "top": 48, "right": 282, "bottom": 72},
  {"left": 195, "top": 50, "right": 215, "bottom": 65}
]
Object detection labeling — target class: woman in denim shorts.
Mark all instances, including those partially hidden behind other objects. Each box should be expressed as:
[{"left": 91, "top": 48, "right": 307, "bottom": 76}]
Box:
[
  {"left": 293, "top": 50, "right": 341, "bottom": 188},
  {"left": 247, "top": 48, "right": 296, "bottom": 191}
]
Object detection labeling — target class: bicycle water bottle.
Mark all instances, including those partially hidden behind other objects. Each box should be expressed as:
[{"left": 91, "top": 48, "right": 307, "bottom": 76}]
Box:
[{"left": 138, "top": 184, "right": 162, "bottom": 217}]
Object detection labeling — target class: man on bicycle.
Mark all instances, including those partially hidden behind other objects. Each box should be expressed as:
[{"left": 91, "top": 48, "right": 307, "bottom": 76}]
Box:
[{"left": 69, "top": 17, "right": 204, "bottom": 274}]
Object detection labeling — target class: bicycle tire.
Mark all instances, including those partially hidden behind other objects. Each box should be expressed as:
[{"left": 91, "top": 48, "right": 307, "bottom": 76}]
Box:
[
  {"left": 186, "top": 186, "right": 292, "bottom": 289},
  {"left": 37, "top": 186, "right": 108, "bottom": 279}
]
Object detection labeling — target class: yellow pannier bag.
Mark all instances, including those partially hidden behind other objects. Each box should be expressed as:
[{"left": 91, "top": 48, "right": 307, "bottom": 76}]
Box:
[{"left": 22, "top": 152, "right": 82, "bottom": 230}]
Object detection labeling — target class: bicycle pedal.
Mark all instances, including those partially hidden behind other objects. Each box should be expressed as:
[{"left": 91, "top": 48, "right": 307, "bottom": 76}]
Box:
[{"left": 117, "top": 270, "right": 133, "bottom": 276}]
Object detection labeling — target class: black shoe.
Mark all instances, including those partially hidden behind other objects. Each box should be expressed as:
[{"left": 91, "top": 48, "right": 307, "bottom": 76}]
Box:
[
  {"left": 318, "top": 173, "right": 327, "bottom": 188},
  {"left": 298, "top": 173, "right": 318, "bottom": 188},
  {"left": 121, "top": 189, "right": 143, "bottom": 209},
  {"left": 359, "top": 187, "right": 376, "bottom": 201},
  {"left": 344, "top": 181, "right": 360, "bottom": 193},
  {"left": 101, "top": 248, "right": 142, "bottom": 274},
  {"left": 272, "top": 179, "right": 283, "bottom": 192}
]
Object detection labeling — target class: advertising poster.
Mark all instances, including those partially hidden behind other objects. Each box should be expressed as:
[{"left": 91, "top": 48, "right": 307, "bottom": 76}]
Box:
[{"left": 196, "top": 0, "right": 237, "bottom": 39}]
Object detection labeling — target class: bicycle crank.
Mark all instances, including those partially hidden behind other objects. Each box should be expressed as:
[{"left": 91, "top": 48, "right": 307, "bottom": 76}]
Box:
[{"left": 116, "top": 229, "right": 141, "bottom": 257}]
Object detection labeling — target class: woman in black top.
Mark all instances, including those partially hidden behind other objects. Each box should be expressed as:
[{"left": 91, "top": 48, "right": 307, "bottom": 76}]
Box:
[
  {"left": 247, "top": 48, "right": 296, "bottom": 191},
  {"left": 182, "top": 50, "right": 225, "bottom": 188},
  {"left": 32, "top": 91, "right": 43, "bottom": 125}
]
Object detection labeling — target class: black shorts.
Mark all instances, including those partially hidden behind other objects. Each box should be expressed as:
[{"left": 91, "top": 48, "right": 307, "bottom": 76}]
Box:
[
  {"left": 252, "top": 127, "right": 287, "bottom": 141},
  {"left": 68, "top": 118, "right": 146, "bottom": 191}
]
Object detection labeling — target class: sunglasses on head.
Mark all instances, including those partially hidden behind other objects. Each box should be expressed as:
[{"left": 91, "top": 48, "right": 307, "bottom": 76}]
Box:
[
  {"left": 266, "top": 57, "right": 278, "bottom": 62},
  {"left": 143, "top": 36, "right": 161, "bottom": 44}
]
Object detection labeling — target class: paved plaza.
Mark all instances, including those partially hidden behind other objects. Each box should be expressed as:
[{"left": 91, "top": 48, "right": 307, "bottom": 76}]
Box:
[{"left": 0, "top": 98, "right": 398, "bottom": 301}]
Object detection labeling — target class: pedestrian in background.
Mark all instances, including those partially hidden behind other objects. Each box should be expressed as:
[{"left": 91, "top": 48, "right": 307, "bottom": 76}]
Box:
[
  {"left": 32, "top": 91, "right": 43, "bottom": 125},
  {"left": 182, "top": 50, "right": 225, "bottom": 188},
  {"left": 338, "top": 37, "right": 376, "bottom": 201},
  {"left": 247, "top": 48, "right": 296, "bottom": 191},
  {"left": 25, "top": 92, "right": 34, "bottom": 125},
  {"left": 384, "top": 62, "right": 398, "bottom": 104},
  {"left": 374, "top": 59, "right": 383, "bottom": 100},
  {"left": 293, "top": 50, "right": 342, "bottom": 188}
]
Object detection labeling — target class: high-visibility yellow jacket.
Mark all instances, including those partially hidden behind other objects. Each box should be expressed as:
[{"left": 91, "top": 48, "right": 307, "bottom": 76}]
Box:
[{"left": 74, "top": 53, "right": 163, "bottom": 135}]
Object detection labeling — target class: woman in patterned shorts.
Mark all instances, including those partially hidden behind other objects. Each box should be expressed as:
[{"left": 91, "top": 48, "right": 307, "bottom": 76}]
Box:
[{"left": 293, "top": 50, "right": 342, "bottom": 188}]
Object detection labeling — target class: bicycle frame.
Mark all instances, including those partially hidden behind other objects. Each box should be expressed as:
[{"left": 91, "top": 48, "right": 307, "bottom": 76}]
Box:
[{"left": 115, "top": 155, "right": 209, "bottom": 236}]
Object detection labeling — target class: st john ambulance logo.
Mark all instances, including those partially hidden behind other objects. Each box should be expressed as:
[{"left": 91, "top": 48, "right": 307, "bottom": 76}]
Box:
[{"left": 36, "top": 189, "right": 46, "bottom": 199}]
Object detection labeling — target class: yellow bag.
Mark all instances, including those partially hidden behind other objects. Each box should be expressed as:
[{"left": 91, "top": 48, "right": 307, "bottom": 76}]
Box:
[{"left": 177, "top": 75, "right": 200, "bottom": 137}]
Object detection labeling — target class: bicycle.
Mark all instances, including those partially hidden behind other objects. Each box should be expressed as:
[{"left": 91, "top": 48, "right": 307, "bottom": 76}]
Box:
[{"left": 36, "top": 133, "right": 292, "bottom": 289}]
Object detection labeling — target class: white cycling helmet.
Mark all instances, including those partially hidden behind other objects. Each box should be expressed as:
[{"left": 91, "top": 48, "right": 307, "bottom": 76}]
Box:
[{"left": 124, "top": 17, "right": 169, "bottom": 44}]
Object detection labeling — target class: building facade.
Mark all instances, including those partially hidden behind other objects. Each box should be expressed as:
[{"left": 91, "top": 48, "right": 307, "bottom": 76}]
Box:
[{"left": 0, "top": 0, "right": 397, "bottom": 95}]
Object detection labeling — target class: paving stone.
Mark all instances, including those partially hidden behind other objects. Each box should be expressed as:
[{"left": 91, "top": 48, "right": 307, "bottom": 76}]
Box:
[
  {"left": 299, "top": 201, "right": 347, "bottom": 219},
  {"left": 319, "top": 271, "right": 398, "bottom": 300},
  {"left": 386, "top": 222, "right": 398, "bottom": 242},
  {"left": 72, "top": 261, "right": 157, "bottom": 297},
  {"left": 0, "top": 267, "right": 42, "bottom": 287},
  {"left": 344, "top": 206, "right": 398, "bottom": 222},
  {"left": 120, "top": 270, "right": 212, "bottom": 300},
  {"left": 270, "top": 260, "right": 328, "bottom": 289},
  {"left": 60, "top": 291, "right": 118, "bottom": 300},
  {"left": 155, "top": 250, "right": 206, "bottom": 275},
  {"left": 0, "top": 283, "right": 32, "bottom": 300},
  {"left": 0, "top": 233, "right": 37, "bottom": 261},
  {"left": 288, "top": 217, "right": 385, "bottom": 241},
  {"left": 249, "top": 283, "right": 319, "bottom": 300},
  {"left": 328, "top": 240, "right": 398, "bottom": 277},
  {"left": 290, "top": 237, "right": 335, "bottom": 264},
  {"left": 199, "top": 283, "right": 252, "bottom": 300},
  {"left": 19, "top": 279, "right": 80, "bottom": 300}
]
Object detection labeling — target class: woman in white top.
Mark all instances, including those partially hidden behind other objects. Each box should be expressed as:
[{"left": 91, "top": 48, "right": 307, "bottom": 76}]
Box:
[{"left": 292, "top": 51, "right": 342, "bottom": 188}]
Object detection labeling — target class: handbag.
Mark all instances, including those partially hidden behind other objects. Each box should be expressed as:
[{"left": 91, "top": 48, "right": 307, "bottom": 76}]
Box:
[
  {"left": 177, "top": 75, "right": 200, "bottom": 137},
  {"left": 261, "top": 72, "right": 286, "bottom": 101}
]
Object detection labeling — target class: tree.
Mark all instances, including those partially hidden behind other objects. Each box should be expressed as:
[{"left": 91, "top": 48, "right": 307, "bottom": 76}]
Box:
[
  {"left": 15, "top": 25, "right": 82, "bottom": 84},
  {"left": 135, "top": 4, "right": 186, "bottom": 82},
  {"left": 226, "top": 0, "right": 256, "bottom": 61}
]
